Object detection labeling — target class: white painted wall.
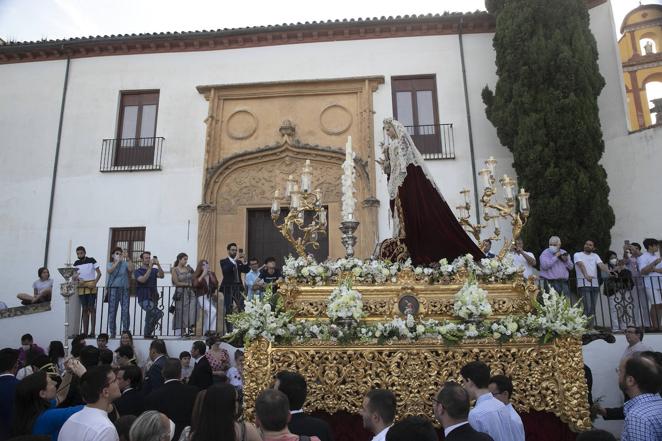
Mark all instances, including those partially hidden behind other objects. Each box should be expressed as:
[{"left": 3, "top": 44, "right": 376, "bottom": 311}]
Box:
[
  {"left": 0, "top": 6, "right": 660, "bottom": 412},
  {"left": 591, "top": 1, "right": 662, "bottom": 249}
]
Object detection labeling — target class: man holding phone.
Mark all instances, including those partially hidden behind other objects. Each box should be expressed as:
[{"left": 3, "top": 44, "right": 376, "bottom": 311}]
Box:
[
  {"left": 135, "top": 251, "right": 165, "bottom": 338},
  {"left": 539, "top": 235, "right": 574, "bottom": 298},
  {"left": 219, "top": 243, "right": 249, "bottom": 333}
]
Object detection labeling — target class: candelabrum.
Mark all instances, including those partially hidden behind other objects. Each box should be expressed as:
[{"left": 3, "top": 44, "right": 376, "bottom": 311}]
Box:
[
  {"left": 58, "top": 263, "right": 78, "bottom": 356},
  {"left": 456, "top": 156, "right": 530, "bottom": 259},
  {"left": 271, "top": 160, "right": 328, "bottom": 258},
  {"left": 339, "top": 220, "right": 360, "bottom": 258}
]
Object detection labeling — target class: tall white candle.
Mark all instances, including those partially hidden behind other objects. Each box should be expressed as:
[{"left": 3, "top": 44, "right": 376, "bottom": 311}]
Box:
[
  {"left": 341, "top": 136, "right": 356, "bottom": 221},
  {"left": 67, "top": 240, "right": 72, "bottom": 264}
]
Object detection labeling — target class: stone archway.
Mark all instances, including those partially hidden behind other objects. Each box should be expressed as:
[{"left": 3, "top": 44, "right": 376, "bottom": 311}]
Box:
[{"left": 196, "top": 77, "right": 383, "bottom": 271}]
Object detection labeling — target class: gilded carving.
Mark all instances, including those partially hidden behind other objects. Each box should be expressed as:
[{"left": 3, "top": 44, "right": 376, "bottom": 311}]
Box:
[
  {"left": 280, "top": 279, "right": 536, "bottom": 322},
  {"left": 243, "top": 337, "right": 591, "bottom": 432}
]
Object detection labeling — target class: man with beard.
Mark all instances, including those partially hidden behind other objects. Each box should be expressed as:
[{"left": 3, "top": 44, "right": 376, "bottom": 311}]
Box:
[
  {"left": 219, "top": 243, "right": 249, "bottom": 332},
  {"left": 360, "top": 389, "right": 396, "bottom": 441},
  {"left": 618, "top": 353, "right": 662, "bottom": 440}
]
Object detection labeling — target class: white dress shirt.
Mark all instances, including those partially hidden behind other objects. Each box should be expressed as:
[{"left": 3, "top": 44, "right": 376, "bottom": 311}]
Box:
[
  {"left": 469, "top": 393, "right": 522, "bottom": 441},
  {"left": 57, "top": 406, "right": 119, "bottom": 441},
  {"left": 505, "top": 403, "right": 525, "bottom": 441},
  {"left": 371, "top": 425, "right": 391, "bottom": 441}
]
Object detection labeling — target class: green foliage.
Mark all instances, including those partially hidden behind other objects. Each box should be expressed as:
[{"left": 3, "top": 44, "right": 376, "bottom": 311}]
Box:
[{"left": 482, "top": 0, "right": 615, "bottom": 257}]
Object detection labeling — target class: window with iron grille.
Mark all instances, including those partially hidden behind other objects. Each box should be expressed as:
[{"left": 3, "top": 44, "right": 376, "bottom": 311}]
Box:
[
  {"left": 109, "top": 227, "right": 146, "bottom": 270},
  {"left": 391, "top": 75, "right": 455, "bottom": 159}
]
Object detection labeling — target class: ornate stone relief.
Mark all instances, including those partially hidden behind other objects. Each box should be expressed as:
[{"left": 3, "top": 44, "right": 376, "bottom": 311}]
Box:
[
  {"left": 319, "top": 104, "right": 353, "bottom": 135},
  {"left": 226, "top": 109, "right": 258, "bottom": 140}
]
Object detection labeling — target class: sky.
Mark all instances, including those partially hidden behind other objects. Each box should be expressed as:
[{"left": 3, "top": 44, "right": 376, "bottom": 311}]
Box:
[{"left": 0, "top": 0, "right": 658, "bottom": 43}]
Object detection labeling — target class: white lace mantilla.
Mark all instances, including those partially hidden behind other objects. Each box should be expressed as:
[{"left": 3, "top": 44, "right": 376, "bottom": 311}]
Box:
[{"left": 382, "top": 118, "right": 444, "bottom": 200}]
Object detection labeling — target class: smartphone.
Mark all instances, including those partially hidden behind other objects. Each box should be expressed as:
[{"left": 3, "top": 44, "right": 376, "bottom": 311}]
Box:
[
  {"left": 238, "top": 248, "right": 244, "bottom": 254},
  {"left": 624, "top": 240, "right": 630, "bottom": 246}
]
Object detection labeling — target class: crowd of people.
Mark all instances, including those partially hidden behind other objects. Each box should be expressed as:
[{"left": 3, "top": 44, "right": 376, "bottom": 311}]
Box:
[
  {"left": 10, "top": 236, "right": 662, "bottom": 338},
  {"left": 12, "top": 243, "right": 285, "bottom": 339},
  {"left": 1, "top": 332, "right": 660, "bottom": 441}
]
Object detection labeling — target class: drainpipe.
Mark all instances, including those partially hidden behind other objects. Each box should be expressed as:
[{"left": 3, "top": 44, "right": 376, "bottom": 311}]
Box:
[
  {"left": 458, "top": 17, "right": 481, "bottom": 222},
  {"left": 44, "top": 53, "right": 71, "bottom": 266}
]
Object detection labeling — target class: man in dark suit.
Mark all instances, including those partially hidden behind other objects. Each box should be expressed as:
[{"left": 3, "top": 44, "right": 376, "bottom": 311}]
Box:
[
  {"left": 114, "top": 365, "right": 144, "bottom": 416},
  {"left": 433, "top": 381, "right": 494, "bottom": 441},
  {"left": 0, "top": 348, "right": 19, "bottom": 441},
  {"left": 143, "top": 339, "right": 168, "bottom": 395},
  {"left": 145, "top": 358, "right": 200, "bottom": 441},
  {"left": 385, "top": 416, "right": 437, "bottom": 441},
  {"left": 219, "top": 242, "right": 249, "bottom": 331},
  {"left": 188, "top": 340, "right": 212, "bottom": 390},
  {"left": 275, "top": 371, "right": 334, "bottom": 441}
]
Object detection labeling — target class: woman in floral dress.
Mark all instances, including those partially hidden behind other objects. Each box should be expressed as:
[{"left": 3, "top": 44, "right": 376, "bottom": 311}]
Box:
[{"left": 205, "top": 336, "right": 230, "bottom": 384}]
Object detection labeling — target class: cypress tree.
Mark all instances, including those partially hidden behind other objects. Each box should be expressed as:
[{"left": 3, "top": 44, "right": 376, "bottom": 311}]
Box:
[{"left": 482, "top": 0, "right": 615, "bottom": 257}]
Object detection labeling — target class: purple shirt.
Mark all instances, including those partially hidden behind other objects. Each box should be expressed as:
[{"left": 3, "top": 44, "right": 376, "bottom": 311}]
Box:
[
  {"left": 539, "top": 248, "right": 573, "bottom": 280},
  {"left": 17, "top": 344, "right": 45, "bottom": 367}
]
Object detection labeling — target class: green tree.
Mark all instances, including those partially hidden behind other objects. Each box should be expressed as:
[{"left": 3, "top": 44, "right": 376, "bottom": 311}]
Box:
[{"left": 482, "top": 0, "right": 615, "bottom": 258}]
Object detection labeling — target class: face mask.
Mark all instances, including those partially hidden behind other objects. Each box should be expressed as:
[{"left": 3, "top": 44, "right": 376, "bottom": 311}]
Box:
[
  {"left": 21, "top": 344, "right": 30, "bottom": 351},
  {"left": 610, "top": 258, "right": 618, "bottom": 266},
  {"left": 549, "top": 246, "right": 559, "bottom": 253}
]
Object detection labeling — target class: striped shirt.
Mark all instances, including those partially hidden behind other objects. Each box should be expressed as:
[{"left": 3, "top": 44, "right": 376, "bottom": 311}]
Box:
[{"left": 622, "top": 393, "right": 662, "bottom": 441}]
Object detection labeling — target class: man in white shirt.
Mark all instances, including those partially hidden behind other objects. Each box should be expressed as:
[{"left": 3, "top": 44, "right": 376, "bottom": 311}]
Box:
[
  {"left": 638, "top": 238, "right": 662, "bottom": 327},
  {"left": 58, "top": 365, "right": 121, "bottom": 441},
  {"left": 360, "top": 389, "right": 396, "bottom": 441},
  {"left": 245, "top": 258, "right": 262, "bottom": 301},
  {"left": 487, "top": 375, "right": 525, "bottom": 440},
  {"left": 574, "top": 240, "right": 611, "bottom": 323},
  {"left": 433, "top": 381, "right": 494, "bottom": 441},
  {"left": 460, "top": 361, "right": 522, "bottom": 441},
  {"left": 510, "top": 239, "right": 536, "bottom": 280}
]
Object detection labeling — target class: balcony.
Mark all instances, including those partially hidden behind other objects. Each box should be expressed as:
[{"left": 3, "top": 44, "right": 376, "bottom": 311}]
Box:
[
  {"left": 100, "top": 137, "right": 164, "bottom": 172},
  {"left": 404, "top": 123, "right": 455, "bottom": 160}
]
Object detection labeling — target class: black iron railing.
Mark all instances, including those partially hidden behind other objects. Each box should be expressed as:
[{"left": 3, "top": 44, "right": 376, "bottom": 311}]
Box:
[
  {"left": 404, "top": 123, "right": 455, "bottom": 159},
  {"left": 535, "top": 276, "right": 662, "bottom": 331},
  {"left": 81, "top": 276, "right": 662, "bottom": 339},
  {"left": 100, "top": 137, "right": 164, "bottom": 172}
]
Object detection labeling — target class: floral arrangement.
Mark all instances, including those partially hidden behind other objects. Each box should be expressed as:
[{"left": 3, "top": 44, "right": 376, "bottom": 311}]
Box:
[
  {"left": 452, "top": 280, "right": 493, "bottom": 321},
  {"left": 525, "top": 288, "right": 589, "bottom": 343},
  {"left": 327, "top": 281, "right": 364, "bottom": 322},
  {"left": 224, "top": 285, "right": 295, "bottom": 345},
  {"left": 282, "top": 253, "right": 520, "bottom": 286},
  {"left": 226, "top": 284, "right": 587, "bottom": 346}
]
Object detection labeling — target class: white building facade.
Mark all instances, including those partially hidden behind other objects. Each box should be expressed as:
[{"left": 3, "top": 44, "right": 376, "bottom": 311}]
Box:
[{"left": 0, "top": 0, "right": 660, "bottom": 347}]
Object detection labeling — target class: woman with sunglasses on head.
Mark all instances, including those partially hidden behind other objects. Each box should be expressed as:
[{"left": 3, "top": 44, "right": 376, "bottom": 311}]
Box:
[{"left": 12, "top": 361, "right": 86, "bottom": 441}]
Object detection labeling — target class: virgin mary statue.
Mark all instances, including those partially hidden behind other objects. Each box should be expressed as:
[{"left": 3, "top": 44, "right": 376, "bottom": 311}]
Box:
[{"left": 380, "top": 118, "right": 483, "bottom": 265}]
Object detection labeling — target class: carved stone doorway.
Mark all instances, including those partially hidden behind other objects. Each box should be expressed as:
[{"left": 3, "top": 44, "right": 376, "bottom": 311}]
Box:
[{"left": 196, "top": 77, "right": 383, "bottom": 273}]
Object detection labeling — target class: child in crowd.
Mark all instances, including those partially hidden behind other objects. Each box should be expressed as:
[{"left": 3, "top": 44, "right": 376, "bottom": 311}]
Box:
[{"left": 180, "top": 351, "right": 193, "bottom": 382}]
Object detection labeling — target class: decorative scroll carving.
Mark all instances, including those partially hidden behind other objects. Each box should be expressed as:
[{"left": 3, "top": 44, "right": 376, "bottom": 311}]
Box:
[
  {"left": 244, "top": 337, "right": 591, "bottom": 432},
  {"left": 280, "top": 278, "right": 536, "bottom": 322}
]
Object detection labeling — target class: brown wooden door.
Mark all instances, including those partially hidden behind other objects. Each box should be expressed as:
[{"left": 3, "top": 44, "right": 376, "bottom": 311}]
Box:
[
  {"left": 391, "top": 76, "right": 441, "bottom": 155},
  {"left": 115, "top": 92, "right": 159, "bottom": 166},
  {"left": 247, "top": 208, "right": 328, "bottom": 267}
]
